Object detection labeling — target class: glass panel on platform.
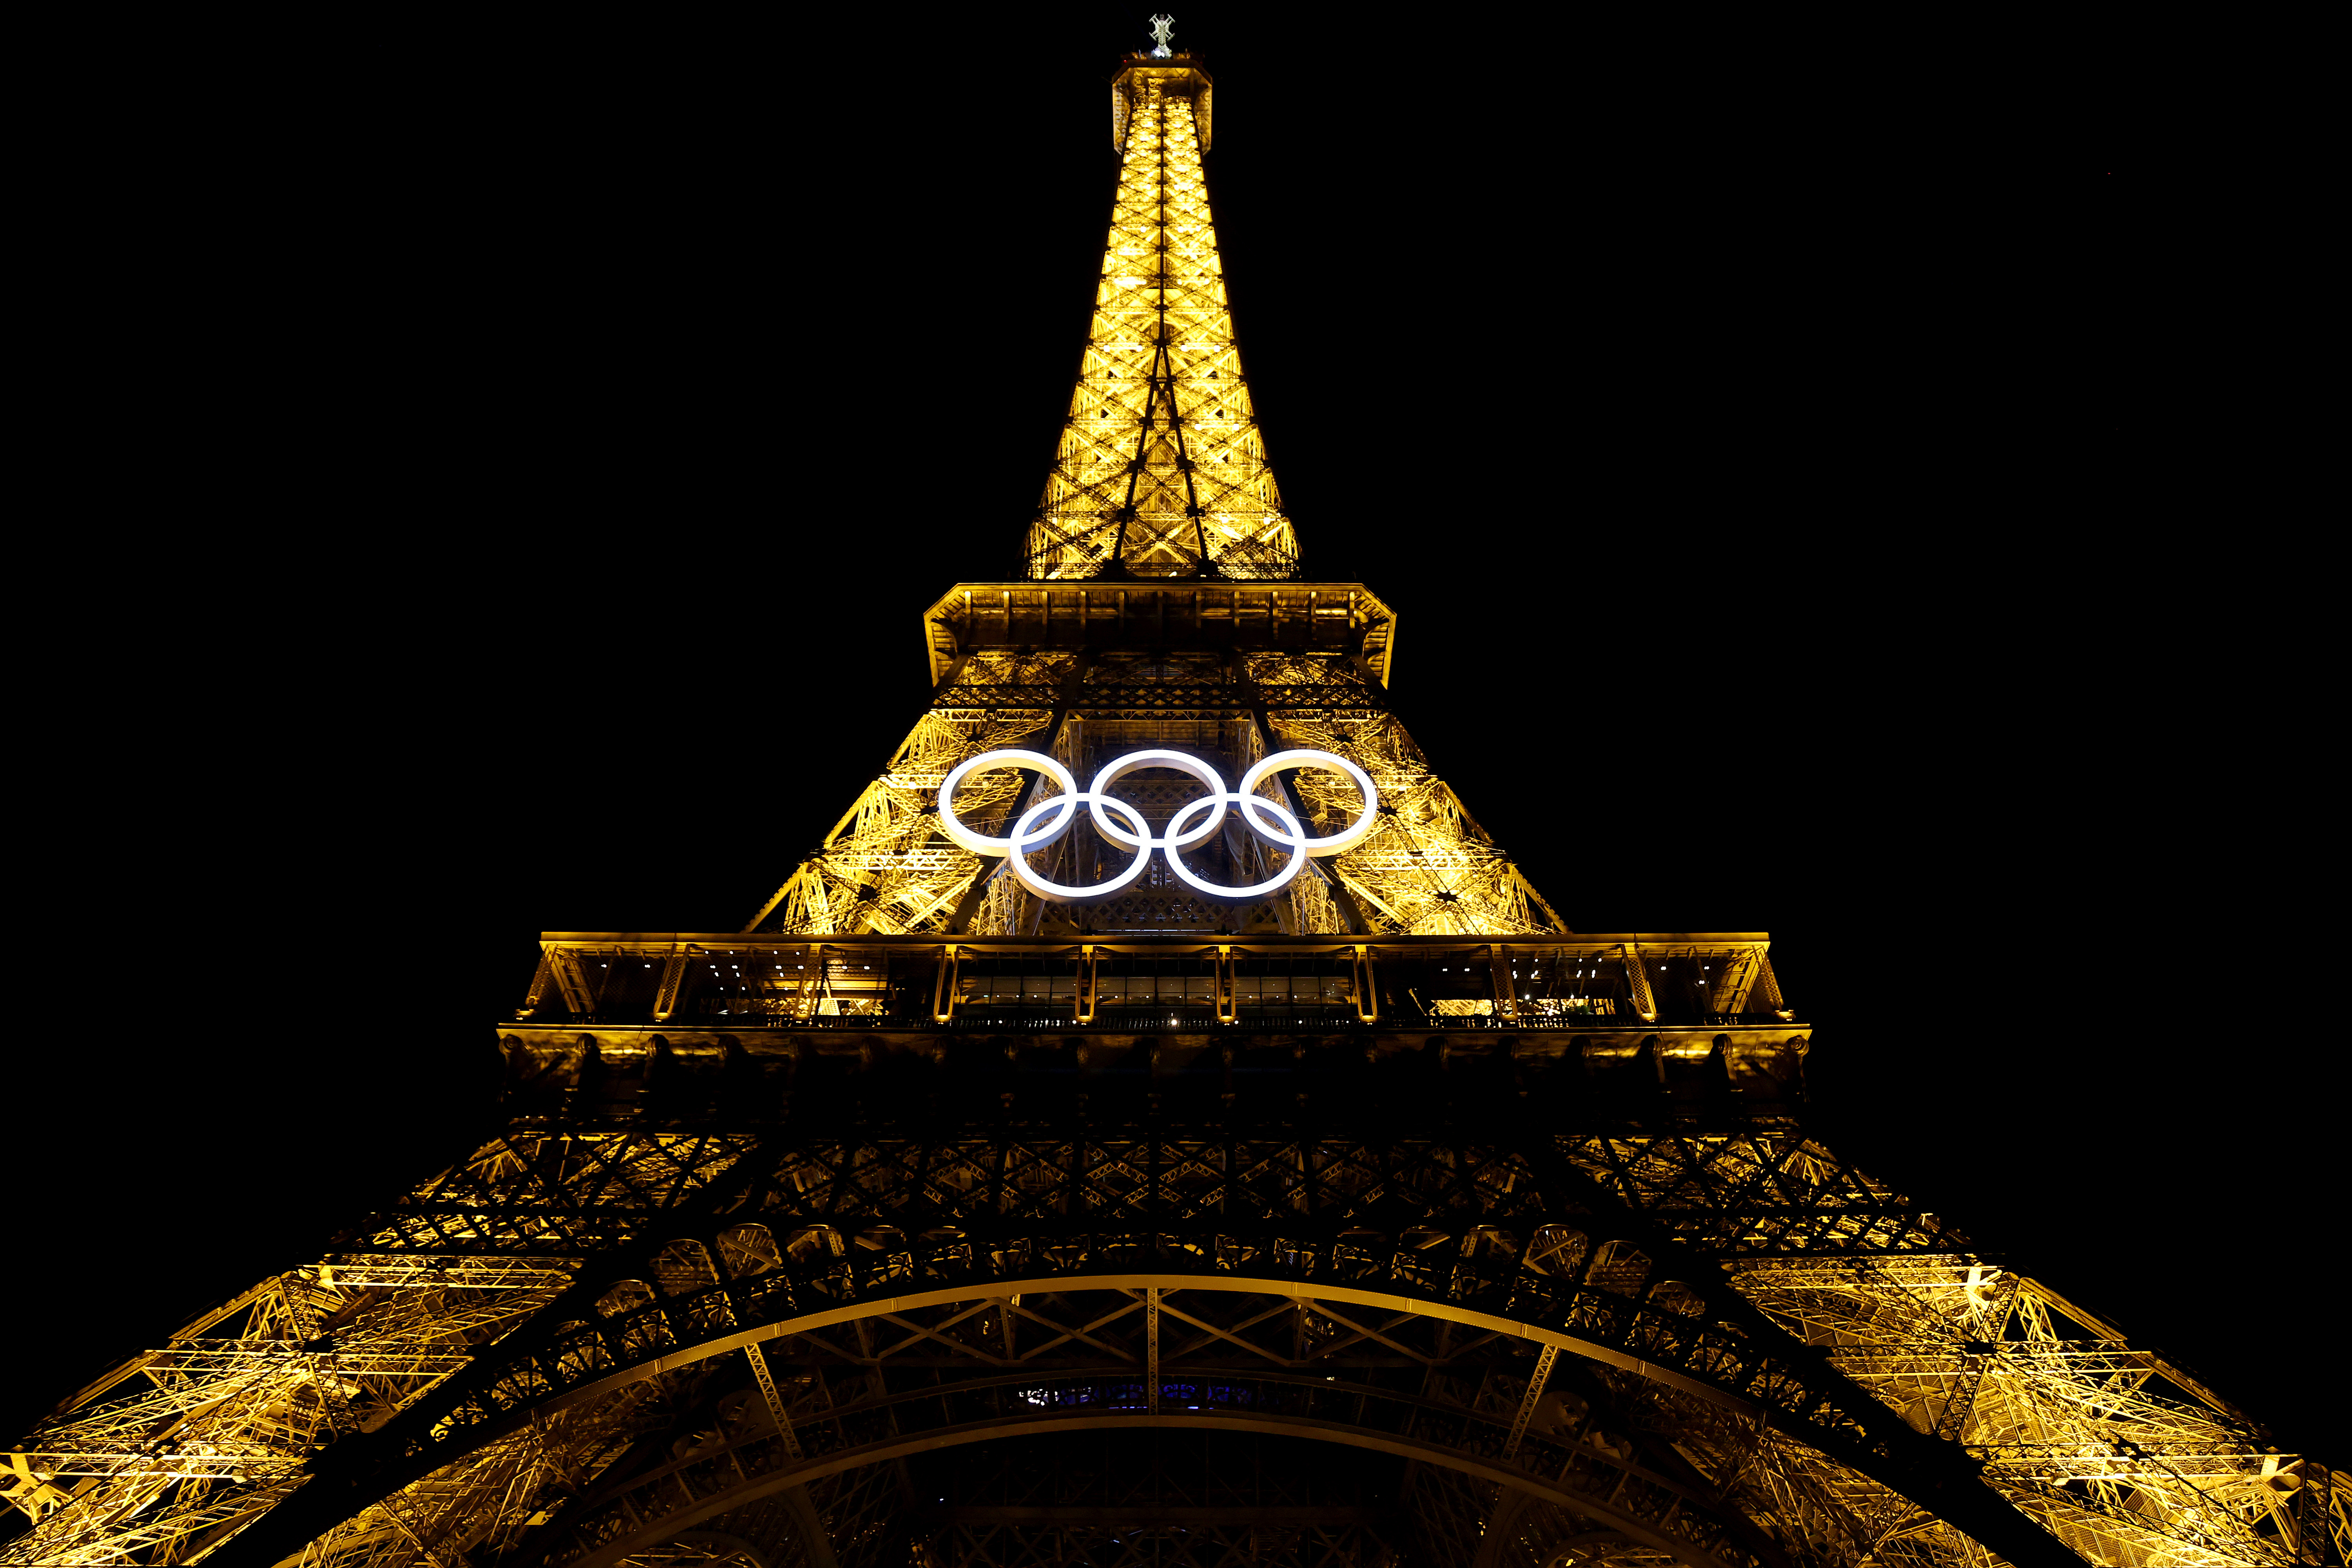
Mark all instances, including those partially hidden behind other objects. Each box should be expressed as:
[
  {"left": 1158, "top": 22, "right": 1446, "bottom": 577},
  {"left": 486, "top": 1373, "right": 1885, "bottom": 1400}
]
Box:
[
  {"left": 1095, "top": 955, "right": 1218, "bottom": 1019},
  {"left": 957, "top": 955, "right": 1083, "bottom": 1019}
]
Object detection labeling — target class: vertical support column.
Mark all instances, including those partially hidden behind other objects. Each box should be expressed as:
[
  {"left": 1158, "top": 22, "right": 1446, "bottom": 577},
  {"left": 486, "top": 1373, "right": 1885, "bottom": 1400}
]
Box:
[
  {"left": 1622, "top": 943, "right": 1659, "bottom": 1023},
  {"left": 519, "top": 949, "right": 556, "bottom": 1018},
  {"left": 1146, "top": 1287, "right": 1161, "bottom": 1410},
  {"left": 1489, "top": 944, "right": 1518, "bottom": 1019},
  {"left": 1706, "top": 949, "right": 1758, "bottom": 1016},
  {"left": 1216, "top": 945, "right": 1236, "bottom": 1025},
  {"left": 652, "top": 945, "right": 689, "bottom": 1023},
  {"left": 549, "top": 948, "right": 597, "bottom": 1018},
  {"left": 1354, "top": 944, "right": 1379, "bottom": 1023},
  {"left": 1754, "top": 951, "right": 1793, "bottom": 1018},
  {"left": 798, "top": 942, "right": 826, "bottom": 1018},
  {"left": 933, "top": 944, "right": 959, "bottom": 1024},
  {"left": 1504, "top": 1343, "right": 1559, "bottom": 1459},
  {"left": 1076, "top": 944, "right": 1098, "bottom": 1024}
]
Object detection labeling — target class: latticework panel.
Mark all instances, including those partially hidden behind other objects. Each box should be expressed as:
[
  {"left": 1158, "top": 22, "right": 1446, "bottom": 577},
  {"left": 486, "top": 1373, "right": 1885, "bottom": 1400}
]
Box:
[
  {"left": 744, "top": 644, "right": 1563, "bottom": 941},
  {"left": 1558, "top": 1130, "right": 2341, "bottom": 1568},
  {"left": 10, "top": 1118, "right": 2342, "bottom": 1568},
  {"left": 1024, "top": 65, "right": 1297, "bottom": 581},
  {"left": 292, "top": 1377, "right": 698, "bottom": 1568},
  {"left": 1262, "top": 697, "right": 1559, "bottom": 938},
  {"left": 1730, "top": 1258, "right": 2328, "bottom": 1568},
  {"left": 745, "top": 652, "right": 1075, "bottom": 936},
  {"left": 0, "top": 1262, "right": 576, "bottom": 1566}
]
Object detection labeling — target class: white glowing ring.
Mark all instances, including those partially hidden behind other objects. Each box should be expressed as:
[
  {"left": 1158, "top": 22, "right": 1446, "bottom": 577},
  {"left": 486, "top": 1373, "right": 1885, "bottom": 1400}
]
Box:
[
  {"left": 1009, "top": 792, "right": 1154, "bottom": 902},
  {"left": 938, "top": 746, "right": 1379, "bottom": 904},
  {"left": 1233, "top": 749, "right": 1379, "bottom": 855},
  {"left": 1164, "top": 790, "right": 1307, "bottom": 899},
  {"left": 1088, "top": 748, "right": 1229, "bottom": 849},
  {"left": 936, "top": 749, "right": 1078, "bottom": 856}
]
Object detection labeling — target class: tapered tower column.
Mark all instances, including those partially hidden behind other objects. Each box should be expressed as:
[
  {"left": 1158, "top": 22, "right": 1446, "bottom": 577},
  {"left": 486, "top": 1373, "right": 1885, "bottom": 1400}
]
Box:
[{"left": 1026, "top": 56, "right": 1296, "bottom": 581}]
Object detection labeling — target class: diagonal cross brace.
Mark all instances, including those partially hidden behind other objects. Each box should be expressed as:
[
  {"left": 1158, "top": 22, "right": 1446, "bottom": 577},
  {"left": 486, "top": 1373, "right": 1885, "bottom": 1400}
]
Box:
[{"left": 1504, "top": 1343, "right": 1559, "bottom": 1459}]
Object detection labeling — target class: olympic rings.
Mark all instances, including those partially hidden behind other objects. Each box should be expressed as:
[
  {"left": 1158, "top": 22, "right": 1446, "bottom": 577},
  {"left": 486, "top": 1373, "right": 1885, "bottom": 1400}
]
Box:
[{"left": 937, "top": 746, "right": 1379, "bottom": 904}]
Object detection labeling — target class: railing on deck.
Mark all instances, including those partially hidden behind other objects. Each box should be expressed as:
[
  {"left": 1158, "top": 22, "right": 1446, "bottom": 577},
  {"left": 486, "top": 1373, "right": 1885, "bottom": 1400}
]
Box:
[
  {"left": 559, "top": 1008, "right": 1795, "bottom": 1033},
  {"left": 521, "top": 933, "right": 1793, "bottom": 1033}
]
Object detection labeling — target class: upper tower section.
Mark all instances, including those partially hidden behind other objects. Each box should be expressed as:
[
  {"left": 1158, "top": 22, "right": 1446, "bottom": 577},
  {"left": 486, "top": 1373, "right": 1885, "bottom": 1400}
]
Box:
[{"left": 1020, "top": 46, "right": 1299, "bottom": 583}]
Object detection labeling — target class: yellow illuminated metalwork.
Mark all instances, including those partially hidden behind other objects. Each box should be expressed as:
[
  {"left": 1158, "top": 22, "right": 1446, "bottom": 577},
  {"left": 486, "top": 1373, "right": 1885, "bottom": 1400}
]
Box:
[
  {"left": 5, "top": 39, "right": 2339, "bottom": 1568},
  {"left": 11, "top": 1113, "right": 2341, "bottom": 1567},
  {"left": 1022, "top": 60, "right": 1297, "bottom": 581}
]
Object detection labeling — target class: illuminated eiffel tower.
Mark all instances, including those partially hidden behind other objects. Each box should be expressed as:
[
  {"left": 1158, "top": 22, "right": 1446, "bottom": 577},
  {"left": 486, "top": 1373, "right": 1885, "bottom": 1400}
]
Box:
[{"left": 5, "top": 27, "right": 2342, "bottom": 1568}]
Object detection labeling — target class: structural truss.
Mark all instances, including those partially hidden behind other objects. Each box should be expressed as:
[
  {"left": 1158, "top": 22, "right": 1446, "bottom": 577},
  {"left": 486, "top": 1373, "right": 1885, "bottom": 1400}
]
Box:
[
  {"left": 4, "top": 37, "right": 2337, "bottom": 1568},
  {"left": 1022, "top": 58, "right": 1296, "bottom": 581}
]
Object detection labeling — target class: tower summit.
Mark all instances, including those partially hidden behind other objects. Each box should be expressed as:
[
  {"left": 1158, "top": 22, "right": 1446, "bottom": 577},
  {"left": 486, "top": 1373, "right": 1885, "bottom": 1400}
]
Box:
[
  {"left": 1025, "top": 37, "right": 1298, "bottom": 581},
  {"left": 3, "top": 24, "right": 2339, "bottom": 1568}
]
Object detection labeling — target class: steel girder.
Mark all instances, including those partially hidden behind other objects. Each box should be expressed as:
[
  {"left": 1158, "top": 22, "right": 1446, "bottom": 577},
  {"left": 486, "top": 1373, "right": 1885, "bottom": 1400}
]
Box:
[
  {"left": 29, "top": 1113, "right": 2094, "bottom": 1568},
  {"left": 1024, "top": 62, "right": 1298, "bottom": 582},
  {"left": 9, "top": 1114, "right": 2337, "bottom": 1567}
]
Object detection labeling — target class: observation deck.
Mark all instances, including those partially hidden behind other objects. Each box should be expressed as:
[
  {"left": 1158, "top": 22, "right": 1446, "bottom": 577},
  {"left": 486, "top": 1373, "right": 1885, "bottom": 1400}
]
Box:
[
  {"left": 923, "top": 582, "right": 1399, "bottom": 685},
  {"left": 508, "top": 931, "right": 1811, "bottom": 1130}
]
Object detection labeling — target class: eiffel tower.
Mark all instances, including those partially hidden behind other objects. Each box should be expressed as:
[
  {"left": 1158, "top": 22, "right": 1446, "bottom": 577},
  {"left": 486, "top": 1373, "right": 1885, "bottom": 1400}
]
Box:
[{"left": 5, "top": 28, "right": 2342, "bottom": 1568}]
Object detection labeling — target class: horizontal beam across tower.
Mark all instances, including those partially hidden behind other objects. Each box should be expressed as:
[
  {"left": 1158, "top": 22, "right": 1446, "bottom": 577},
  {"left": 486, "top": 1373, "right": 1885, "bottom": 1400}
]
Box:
[
  {"left": 515, "top": 934, "right": 1791, "bottom": 1049},
  {"left": 539, "top": 934, "right": 1769, "bottom": 946},
  {"left": 921, "top": 582, "right": 1398, "bottom": 686}
]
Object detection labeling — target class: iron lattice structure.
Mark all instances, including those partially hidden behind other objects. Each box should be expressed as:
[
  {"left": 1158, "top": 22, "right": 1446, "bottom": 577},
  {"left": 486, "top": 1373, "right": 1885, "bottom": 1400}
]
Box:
[
  {"left": 5, "top": 43, "right": 2341, "bottom": 1568},
  {"left": 1022, "top": 57, "right": 1295, "bottom": 581}
]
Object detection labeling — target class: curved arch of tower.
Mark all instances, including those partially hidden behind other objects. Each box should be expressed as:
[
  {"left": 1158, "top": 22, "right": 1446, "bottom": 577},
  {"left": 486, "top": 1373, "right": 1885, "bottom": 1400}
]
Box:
[{"left": 5, "top": 32, "right": 2341, "bottom": 1568}]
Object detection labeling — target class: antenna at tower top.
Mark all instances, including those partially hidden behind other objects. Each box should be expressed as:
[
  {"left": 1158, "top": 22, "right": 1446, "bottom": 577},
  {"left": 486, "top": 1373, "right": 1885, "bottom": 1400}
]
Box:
[{"left": 1148, "top": 14, "right": 1175, "bottom": 56}]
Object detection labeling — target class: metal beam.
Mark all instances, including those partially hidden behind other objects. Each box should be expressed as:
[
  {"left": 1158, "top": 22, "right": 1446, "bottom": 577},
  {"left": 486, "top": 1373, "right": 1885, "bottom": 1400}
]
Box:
[
  {"left": 930, "top": 1504, "right": 1378, "bottom": 1525},
  {"left": 1622, "top": 942, "right": 1659, "bottom": 1023},
  {"left": 533, "top": 930, "right": 1774, "bottom": 949},
  {"left": 741, "top": 1346, "right": 836, "bottom": 1568},
  {"left": 548, "top": 948, "right": 597, "bottom": 1017},
  {"left": 741, "top": 1346, "right": 800, "bottom": 1462},
  {"left": 1504, "top": 1343, "right": 1559, "bottom": 1458},
  {"left": 519, "top": 949, "right": 557, "bottom": 1019},
  {"left": 464, "top": 1275, "right": 1759, "bottom": 1425},
  {"left": 1146, "top": 1287, "right": 1160, "bottom": 1409},
  {"left": 651, "top": 946, "right": 689, "bottom": 1023}
]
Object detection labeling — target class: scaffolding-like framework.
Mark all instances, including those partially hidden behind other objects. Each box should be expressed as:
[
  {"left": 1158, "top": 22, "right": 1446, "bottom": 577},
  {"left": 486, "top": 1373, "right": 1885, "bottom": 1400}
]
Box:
[
  {"left": 9, "top": 1062, "right": 2341, "bottom": 1567},
  {"left": 4, "top": 39, "right": 2338, "bottom": 1568},
  {"left": 1022, "top": 58, "right": 1295, "bottom": 581}
]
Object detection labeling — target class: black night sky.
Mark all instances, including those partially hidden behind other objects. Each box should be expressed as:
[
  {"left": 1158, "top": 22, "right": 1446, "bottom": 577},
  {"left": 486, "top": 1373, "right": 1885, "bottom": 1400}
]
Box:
[{"left": 9, "top": 7, "right": 2334, "bottom": 1485}]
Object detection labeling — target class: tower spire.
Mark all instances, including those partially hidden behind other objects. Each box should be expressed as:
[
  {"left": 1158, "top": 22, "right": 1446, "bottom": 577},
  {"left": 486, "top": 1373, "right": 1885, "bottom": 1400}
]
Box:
[{"left": 1022, "top": 54, "right": 1299, "bottom": 581}]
